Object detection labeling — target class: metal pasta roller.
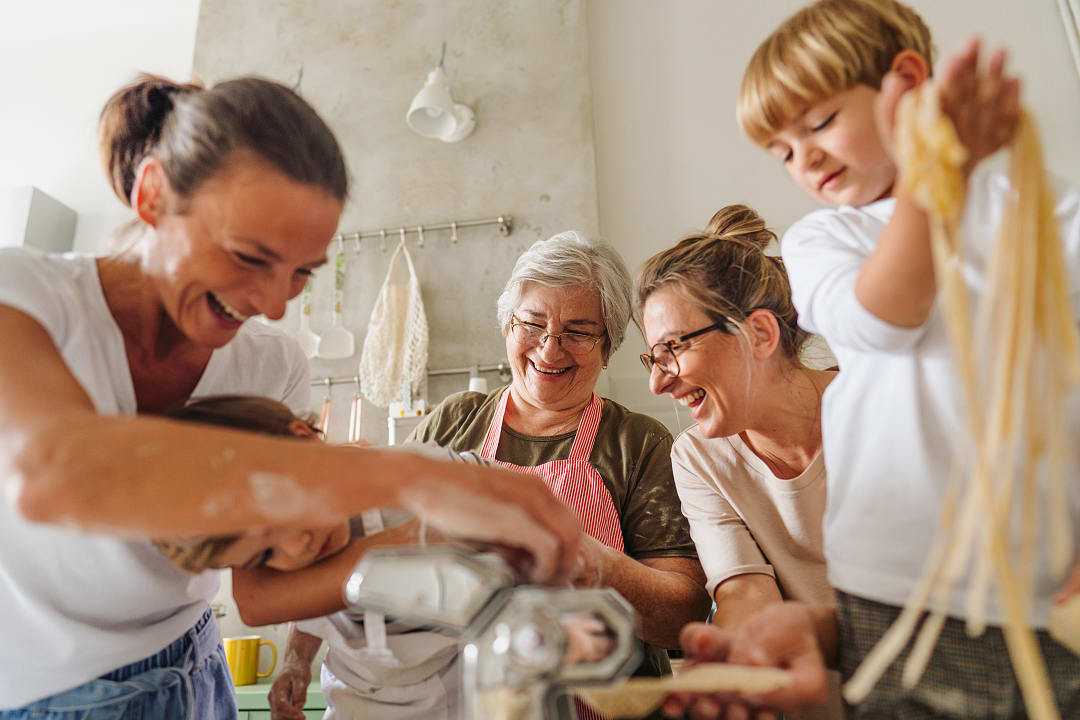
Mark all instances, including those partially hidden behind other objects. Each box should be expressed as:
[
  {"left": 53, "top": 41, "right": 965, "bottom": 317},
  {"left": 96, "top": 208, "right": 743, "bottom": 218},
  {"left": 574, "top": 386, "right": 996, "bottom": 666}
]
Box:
[{"left": 344, "top": 545, "right": 641, "bottom": 719}]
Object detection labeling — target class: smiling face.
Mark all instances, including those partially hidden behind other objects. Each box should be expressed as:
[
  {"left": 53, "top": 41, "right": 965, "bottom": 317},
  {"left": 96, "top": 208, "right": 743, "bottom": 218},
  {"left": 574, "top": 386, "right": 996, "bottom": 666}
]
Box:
[
  {"left": 765, "top": 85, "right": 896, "bottom": 207},
  {"left": 140, "top": 153, "right": 342, "bottom": 349},
  {"left": 642, "top": 285, "right": 754, "bottom": 439},
  {"left": 506, "top": 283, "right": 606, "bottom": 413}
]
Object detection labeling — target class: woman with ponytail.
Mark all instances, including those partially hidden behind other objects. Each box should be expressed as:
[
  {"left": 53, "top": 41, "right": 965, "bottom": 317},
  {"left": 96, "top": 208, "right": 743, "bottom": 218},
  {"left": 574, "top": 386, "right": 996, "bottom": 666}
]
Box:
[
  {"left": 0, "top": 75, "right": 580, "bottom": 718},
  {"left": 637, "top": 205, "right": 842, "bottom": 719}
]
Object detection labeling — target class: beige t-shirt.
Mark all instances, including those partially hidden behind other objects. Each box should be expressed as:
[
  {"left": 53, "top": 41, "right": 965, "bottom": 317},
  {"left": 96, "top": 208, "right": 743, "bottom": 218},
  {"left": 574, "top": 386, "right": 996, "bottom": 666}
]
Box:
[
  {"left": 670, "top": 425, "right": 833, "bottom": 606},
  {"left": 672, "top": 426, "right": 843, "bottom": 720}
]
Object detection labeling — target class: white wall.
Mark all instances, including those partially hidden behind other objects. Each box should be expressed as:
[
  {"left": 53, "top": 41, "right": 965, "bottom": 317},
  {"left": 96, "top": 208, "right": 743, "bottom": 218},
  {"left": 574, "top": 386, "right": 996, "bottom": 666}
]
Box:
[
  {"left": 194, "top": 0, "right": 602, "bottom": 665},
  {"left": 0, "top": 2, "right": 201, "bottom": 253},
  {"left": 587, "top": 0, "right": 1080, "bottom": 424},
  {"left": 193, "top": 0, "right": 602, "bottom": 446}
]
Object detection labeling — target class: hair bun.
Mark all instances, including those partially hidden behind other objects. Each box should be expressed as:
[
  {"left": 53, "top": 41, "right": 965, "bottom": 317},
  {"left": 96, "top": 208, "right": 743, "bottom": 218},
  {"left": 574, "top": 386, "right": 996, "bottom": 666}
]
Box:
[
  {"left": 704, "top": 204, "right": 775, "bottom": 251},
  {"left": 98, "top": 74, "right": 202, "bottom": 205}
]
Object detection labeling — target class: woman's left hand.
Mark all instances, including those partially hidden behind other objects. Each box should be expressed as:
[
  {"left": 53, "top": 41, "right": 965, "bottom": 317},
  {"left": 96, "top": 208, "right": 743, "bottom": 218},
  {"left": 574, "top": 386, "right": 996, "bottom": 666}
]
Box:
[
  {"left": 661, "top": 603, "right": 831, "bottom": 719},
  {"left": 572, "top": 533, "right": 613, "bottom": 587}
]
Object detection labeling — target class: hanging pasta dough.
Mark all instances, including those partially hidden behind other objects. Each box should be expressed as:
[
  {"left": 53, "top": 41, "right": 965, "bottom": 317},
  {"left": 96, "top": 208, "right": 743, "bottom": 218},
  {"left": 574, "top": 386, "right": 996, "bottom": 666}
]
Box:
[
  {"left": 843, "top": 83, "right": 1080, "bottom": 720},
  {"left": 358, "top": 238, "right": 430, "bottom": 408}
]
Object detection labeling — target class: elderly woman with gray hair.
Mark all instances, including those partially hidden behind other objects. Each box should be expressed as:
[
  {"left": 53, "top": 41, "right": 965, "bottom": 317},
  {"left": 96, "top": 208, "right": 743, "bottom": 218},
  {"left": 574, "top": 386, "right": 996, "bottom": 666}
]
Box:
[
  {"left": 267, "top": 233, "right": 705, "bottom": 720},
  {"left": 411, "top": 231, "right": 710, "bottom": 696}
]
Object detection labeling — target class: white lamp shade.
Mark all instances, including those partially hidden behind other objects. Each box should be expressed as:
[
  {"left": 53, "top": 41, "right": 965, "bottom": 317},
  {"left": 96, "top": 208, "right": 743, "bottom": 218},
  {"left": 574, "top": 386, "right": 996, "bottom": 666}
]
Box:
[{"left": 406, "top": 66, "right": 476, "bottom": 143}]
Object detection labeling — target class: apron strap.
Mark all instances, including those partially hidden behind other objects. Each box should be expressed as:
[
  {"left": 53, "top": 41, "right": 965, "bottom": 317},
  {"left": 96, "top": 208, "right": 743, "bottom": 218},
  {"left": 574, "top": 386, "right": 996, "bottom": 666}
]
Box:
[
  {"left": 359, "top": 510, "right": 397, "bottom": 663},
  {"left": 479, "top": 388, "right": 512, "bottom": 461},
  {"left": 481, "top": 390, "right": 603, "bottom": 463},
  {"left": 566, "top": 394, "right": 603, "bottom": 463}
]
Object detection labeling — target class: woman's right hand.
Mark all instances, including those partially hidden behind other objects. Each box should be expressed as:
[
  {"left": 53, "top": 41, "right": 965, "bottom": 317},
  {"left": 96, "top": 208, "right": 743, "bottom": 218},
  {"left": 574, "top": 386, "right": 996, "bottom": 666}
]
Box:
[
  {"left": 395, "top": 453, "right": 582, "bottom": 585},
  {"left": 661, "top": 603, "right": 831, "bottom": 719},
  {"left": 268, "top": 661, "right": 311, "bottom": 720}
]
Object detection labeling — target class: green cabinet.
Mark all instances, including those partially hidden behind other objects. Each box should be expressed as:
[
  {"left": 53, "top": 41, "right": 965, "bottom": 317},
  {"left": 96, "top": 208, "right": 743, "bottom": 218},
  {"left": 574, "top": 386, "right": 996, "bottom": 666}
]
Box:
[{"left": 234, "top": 678, "right": 325, "bottom": 719}]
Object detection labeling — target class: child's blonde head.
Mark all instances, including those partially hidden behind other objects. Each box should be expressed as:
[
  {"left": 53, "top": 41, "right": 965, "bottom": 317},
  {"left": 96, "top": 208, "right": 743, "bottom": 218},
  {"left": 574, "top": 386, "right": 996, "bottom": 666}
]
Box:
[{"left": 738, "top": 0, "right": 933, "bottom": 146}]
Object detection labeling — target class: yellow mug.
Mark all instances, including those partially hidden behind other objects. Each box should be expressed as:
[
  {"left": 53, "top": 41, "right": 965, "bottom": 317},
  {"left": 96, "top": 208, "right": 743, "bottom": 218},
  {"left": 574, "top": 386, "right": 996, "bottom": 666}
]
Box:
[{"left": 223, "top": 636, "right": 278, "bottom": 686}]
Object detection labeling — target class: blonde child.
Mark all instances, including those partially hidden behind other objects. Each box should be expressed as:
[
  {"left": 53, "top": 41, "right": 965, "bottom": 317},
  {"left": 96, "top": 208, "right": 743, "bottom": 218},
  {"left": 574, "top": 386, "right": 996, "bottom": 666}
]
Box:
[{"left": 666, "top": 1, "right": 1080, "bottom": 718}]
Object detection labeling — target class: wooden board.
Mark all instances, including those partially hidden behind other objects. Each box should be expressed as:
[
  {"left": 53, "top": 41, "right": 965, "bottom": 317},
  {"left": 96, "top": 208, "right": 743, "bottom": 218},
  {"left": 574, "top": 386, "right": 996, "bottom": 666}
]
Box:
[{"left": 573, "top": 663, "right": 792, "bottom": 719}]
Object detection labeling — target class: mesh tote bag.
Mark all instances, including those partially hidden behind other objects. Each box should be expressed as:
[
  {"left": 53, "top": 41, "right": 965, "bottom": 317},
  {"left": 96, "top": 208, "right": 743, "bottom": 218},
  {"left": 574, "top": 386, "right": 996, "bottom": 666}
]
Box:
[{"left": 358, "top": 238, "right": 429, "bottom": 407}]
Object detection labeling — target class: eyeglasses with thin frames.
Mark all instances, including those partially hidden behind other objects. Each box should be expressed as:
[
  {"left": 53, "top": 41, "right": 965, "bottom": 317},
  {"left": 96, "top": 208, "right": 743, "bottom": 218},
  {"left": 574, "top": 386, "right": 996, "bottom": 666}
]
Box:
[
  {"left": 509, "top": 315, "right": 605, "bottom": 355},
  {"left": 640, "top": 319, "right": 731, "bottom": 377}
]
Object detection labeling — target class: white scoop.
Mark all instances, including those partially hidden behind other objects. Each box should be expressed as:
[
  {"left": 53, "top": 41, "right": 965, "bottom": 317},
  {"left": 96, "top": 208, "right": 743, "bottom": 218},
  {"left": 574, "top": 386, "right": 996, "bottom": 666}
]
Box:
[
  {"left": 297, "top": 280, "right": 321, "bottom": 358},
  {"left": 319, "top": 240, "right": 356, "bottom": 359}
]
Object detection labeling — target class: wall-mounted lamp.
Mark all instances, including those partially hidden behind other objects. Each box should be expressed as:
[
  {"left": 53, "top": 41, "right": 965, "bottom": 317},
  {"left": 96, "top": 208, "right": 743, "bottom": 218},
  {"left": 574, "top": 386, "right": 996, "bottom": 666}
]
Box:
[{"left": 405, "top": 44, "right": 475, "bottom": 143}]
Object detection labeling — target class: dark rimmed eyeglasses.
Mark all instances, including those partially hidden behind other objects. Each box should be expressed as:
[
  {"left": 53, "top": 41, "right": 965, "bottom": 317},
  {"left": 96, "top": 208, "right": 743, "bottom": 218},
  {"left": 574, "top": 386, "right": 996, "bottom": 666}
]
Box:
[{"left": 640, "top": 319, "right": 732, "bottom": 376}]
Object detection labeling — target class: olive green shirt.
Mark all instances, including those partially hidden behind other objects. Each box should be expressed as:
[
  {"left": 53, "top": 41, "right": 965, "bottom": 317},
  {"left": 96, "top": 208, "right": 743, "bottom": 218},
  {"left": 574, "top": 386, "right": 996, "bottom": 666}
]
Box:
[{"left": 408, "top": 387, "right": 697, "bottom": 681}]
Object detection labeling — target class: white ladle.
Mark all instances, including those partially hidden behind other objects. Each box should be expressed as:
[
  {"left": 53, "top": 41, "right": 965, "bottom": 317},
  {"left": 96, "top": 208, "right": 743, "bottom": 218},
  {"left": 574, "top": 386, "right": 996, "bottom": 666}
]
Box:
[
  {"left": 297, "top": 278, "right": 321, "bottom": 358},
  {"left": 319, "top": 238, "right": 356, "bottom": 359}
]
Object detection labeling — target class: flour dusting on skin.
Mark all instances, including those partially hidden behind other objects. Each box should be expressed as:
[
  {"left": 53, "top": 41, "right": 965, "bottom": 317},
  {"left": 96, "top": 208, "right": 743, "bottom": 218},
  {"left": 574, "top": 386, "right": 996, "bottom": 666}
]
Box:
[
  {"left": 201, "top": 495, "right": 229, "bottom": 517},
  {"left": 209, "top": 448, "right": 237, "bottom": 472},
  {"left": 199, "top": 482, "right": 245, "bottom": 518},
  {"left": 248, "top": 471, "right": 333, "bottom": 522}
]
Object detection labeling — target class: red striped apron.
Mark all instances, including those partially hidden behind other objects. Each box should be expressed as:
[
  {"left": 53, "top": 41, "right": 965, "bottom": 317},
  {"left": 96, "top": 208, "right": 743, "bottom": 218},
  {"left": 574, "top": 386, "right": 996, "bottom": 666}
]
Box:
[{"left": 479, "top": 389, "right": 624, "bottom": 720}]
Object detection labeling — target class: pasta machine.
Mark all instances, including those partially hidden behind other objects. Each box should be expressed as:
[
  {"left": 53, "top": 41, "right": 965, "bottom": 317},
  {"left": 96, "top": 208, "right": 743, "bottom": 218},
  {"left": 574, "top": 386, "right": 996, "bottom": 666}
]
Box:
[{"left": 343, "top": 545, "right": 642, "bottom": 719}]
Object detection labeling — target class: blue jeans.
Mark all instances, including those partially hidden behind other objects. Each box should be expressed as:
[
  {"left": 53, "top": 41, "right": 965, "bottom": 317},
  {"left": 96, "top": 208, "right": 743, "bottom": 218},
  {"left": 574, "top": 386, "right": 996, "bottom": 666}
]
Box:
[{"left": 0, "top": 608, "right": 237, "bottom": 720}]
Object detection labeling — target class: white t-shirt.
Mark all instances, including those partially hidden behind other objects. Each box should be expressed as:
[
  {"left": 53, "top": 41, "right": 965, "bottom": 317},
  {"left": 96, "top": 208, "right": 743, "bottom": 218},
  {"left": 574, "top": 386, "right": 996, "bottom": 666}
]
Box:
[
  {"left": 0, "top": 248, "right": 311, "bottom": 708},
  {"left": 782, "top": 167, "right": 1080, "bottom": 626}
]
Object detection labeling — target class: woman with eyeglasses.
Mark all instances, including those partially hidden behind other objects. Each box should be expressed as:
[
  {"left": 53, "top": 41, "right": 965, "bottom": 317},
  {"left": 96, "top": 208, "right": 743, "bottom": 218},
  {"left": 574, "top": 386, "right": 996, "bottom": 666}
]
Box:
[
  {"left": 637, "top": 205, "right": 842, "bottom": 720},
  {"left": 407, "top": 230, "right": 709, "bottom": 718}
]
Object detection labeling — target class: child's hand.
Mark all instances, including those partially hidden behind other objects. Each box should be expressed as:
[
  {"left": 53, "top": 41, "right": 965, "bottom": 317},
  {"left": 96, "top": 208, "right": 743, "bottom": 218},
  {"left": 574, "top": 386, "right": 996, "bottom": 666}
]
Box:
[
  {"left": 875, "top": 38, "right": 1020, "bottom": 176},
  {"left": 268, "top": 660, "right": 311, "bottom": 720},
  {"left": 936, "top": 38, "right": 1021, "bottom": 175},
  {"left": 1054, "top": 562, "right": 1080, "bottom": 605},
  {"left": 874, "top": 60, "right": 918, "bottom": 163}
]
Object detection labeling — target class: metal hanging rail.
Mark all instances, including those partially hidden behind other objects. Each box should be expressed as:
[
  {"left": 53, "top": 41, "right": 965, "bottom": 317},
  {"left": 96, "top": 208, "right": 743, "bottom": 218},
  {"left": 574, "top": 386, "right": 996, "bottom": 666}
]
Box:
[
  {"left": 332, "top": 214, "right": 513, "bottom": 247},
  {"left": 311, "top": 362, "right": 510, "bottom": 388}
]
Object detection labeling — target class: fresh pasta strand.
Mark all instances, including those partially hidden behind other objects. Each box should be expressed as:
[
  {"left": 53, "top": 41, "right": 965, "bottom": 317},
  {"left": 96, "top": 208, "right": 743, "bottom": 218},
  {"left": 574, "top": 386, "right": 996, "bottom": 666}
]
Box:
[{"left": 842, "top": 82, "right": 1080, "bottom": 720}]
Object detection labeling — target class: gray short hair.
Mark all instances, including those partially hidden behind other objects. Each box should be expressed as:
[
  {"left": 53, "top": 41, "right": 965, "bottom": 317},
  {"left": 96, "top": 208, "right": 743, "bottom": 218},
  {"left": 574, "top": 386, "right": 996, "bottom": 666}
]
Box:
[{"left": 497, "top": 231, "right": 632, "bottom": 360}]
